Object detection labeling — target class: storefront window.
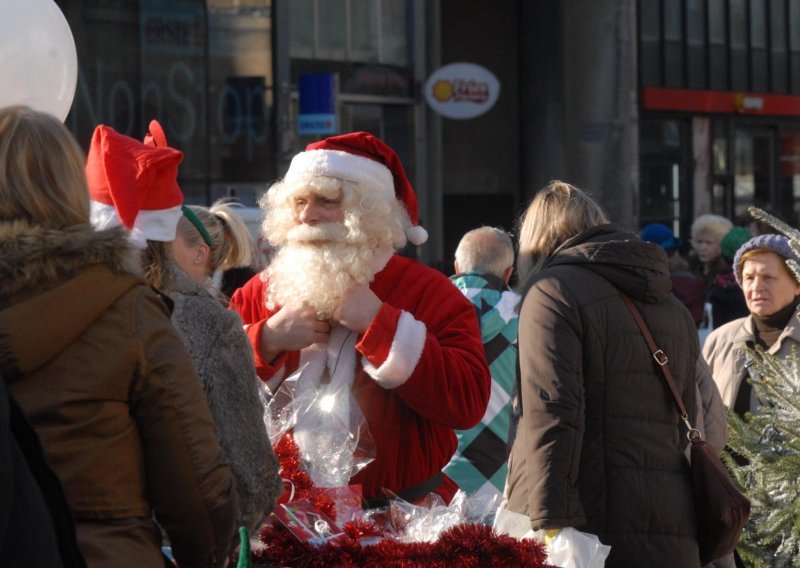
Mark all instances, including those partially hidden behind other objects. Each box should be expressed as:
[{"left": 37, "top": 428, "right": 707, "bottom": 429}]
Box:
[
  {"left": 351, "top": 0, "right": 379, "bottom": 62},
  {"left": 791, "top": 0, "right": 800, "bottom": 94},
  {"left": 381, "top": 0, "right": 408, "bottom": 67},
  {"left": 639, "top": 118, "right": 689, "bottom": 235},
  {"left": 289, "top": 0, "right": 314, "bottom": 59},
  {"left": 708, "top": 0, "right": 727, "bottom": 90},
  {"left": 663, "top": 0, "right": 683, "bottom": 88},
  {"left": 686, "top": 0, "right": 706, "bottom": 89},
  {"left": 780, "top": 131, "right": 800, "bottom": 223},
  {"left": 207, "top": 0, "right": 275, "bottom": 204},
  {"left": 730, "top": 0, "right": 748, "bottom": 91},
  {"left": 289, "top": 0, "right": 409, "bottom": 68},
  {"left": 750, "top": 0, "right": 768, "bottom": 92},
  {"left": 58, "top": 0, "right": 277, "bottom": 206},
  {"left": 770, "top": 0, "right": 788, "bottom": 93},
  {"left": 317, "top": 0, "right": 347, "bottom": 60},
  {"left": 639, "top": 0, "right": 661, "bottom": 86},
  {"left": 734, "top": 127, "right": 774, "bottom": 219}
]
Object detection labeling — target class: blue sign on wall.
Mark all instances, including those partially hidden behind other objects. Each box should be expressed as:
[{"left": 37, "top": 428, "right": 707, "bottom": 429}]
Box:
[{"left": 298, "top": 73, "right": 337, "bottom": 135}]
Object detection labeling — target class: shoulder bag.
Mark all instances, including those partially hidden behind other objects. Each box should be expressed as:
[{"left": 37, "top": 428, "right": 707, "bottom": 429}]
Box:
[{"left": 619, "top": 293, "right": 751, "bottom": 564}]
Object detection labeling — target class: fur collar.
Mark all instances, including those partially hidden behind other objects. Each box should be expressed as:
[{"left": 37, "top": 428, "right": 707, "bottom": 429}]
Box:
[{"left": 0, "top": 220, "right": 142, "bottom": 302}]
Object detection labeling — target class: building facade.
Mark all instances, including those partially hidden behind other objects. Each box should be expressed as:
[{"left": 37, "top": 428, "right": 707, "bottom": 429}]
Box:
[
  {"left": 637, "top": 0, "right": 800, "bottom": 238},
  {"left": 55, "top": 0, "right": 800, "bottom": 267}
]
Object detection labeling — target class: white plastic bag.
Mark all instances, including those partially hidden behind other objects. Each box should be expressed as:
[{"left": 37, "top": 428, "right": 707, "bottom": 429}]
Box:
[
  {"left": 492, "top": 508, "right": 610, "bottom": 568},
  {"left": 546, "top": 528, "right": 611, "bottom": 568}
]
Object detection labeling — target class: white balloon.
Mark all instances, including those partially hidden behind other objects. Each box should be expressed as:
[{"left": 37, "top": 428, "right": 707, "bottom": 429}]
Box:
[{"left": 0, "top": 0, "right": 78, "bottom": 121}]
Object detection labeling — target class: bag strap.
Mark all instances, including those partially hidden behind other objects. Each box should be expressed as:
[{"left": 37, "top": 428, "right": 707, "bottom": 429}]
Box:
[{"left": 619, "top": 293, "right": 701, "bottom": 440}]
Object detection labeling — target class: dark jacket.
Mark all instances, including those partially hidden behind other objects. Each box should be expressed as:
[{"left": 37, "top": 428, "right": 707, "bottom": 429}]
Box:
[
  {"left": 505, "top": 224, "right": 701, "bottom": 567},
  {"left": 707, "top": 268, "right": 748, "bottom": 329},
  {"left": 0, "top": 221, "right": 239, "bottom": 568},
  {"left": 0, "top": 375, "right": 85, "bottom": 567}
]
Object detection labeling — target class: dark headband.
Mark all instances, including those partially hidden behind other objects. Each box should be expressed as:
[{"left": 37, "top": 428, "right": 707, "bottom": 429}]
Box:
[{"left": 181, "top": 204, "right": 213, "bottom": 246}]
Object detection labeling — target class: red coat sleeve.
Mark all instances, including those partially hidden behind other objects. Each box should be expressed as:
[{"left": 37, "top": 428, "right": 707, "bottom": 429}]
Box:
[{"left": 229, "top": 275, "right": 291, "bottom": 381}]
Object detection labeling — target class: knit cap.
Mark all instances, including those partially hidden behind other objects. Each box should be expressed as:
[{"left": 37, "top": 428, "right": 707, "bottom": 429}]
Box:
[
  {"left": 640, "top": 223, "right": 678, "bottom": 253},
  {"left": 720, "top": 227, "right": 752, "bottom": 262},
  {"left": 733, "top": 234, "right": 800, "bottom": 286}
]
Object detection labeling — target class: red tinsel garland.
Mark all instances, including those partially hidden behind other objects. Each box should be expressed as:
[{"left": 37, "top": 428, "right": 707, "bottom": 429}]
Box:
[
  {"left": 255, "top": 522, "right": 552, "bottom": 567},
  {"left": 273, "top": 432, "right": 337, "bottom": 521},
  {"left": 257, "top": 432, "right": 554, "bottom": 568}
]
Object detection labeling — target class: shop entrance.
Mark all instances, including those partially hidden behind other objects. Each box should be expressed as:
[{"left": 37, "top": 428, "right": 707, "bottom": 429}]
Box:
[{"left": 709, "top": 120, "right": 800, "bottom": 228}]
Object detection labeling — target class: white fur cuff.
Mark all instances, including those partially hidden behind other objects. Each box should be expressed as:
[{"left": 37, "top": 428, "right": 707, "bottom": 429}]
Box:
[{"left": 361, "top": 311, "right": 426, "bottom": 388}]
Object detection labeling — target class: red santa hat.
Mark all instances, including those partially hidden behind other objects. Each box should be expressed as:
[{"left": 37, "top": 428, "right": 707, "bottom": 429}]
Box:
[
  {"left": 85, "top": 120, "right": 184, "bottom": 248},
  {"left": 284, "top": 131, "right": 428, "bottom": 245}
]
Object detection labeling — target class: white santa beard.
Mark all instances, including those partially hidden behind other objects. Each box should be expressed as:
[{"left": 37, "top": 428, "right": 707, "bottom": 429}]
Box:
[{"left": 267, "top": 238, "right": 378, "bottom": 319}]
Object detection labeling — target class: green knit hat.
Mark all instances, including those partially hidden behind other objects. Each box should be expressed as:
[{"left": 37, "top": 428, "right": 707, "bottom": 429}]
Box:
[{"left": 721, "top": 227, "right": 752, "bottom": 262}]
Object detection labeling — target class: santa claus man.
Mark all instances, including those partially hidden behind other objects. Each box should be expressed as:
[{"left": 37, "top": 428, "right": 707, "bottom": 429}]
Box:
[{"left": 230, "top": 132, "right": 490, "bottom": 505}]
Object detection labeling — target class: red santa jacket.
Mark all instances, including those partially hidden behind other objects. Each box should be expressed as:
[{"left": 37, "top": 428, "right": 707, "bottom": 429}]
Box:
[{"left": 230, "top": 253, "right": 491, "bottom": 501}]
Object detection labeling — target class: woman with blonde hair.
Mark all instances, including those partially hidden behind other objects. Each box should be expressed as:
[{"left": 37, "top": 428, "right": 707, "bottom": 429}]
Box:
[
  {"left": 0, "top": 106, "right": 238, "bottom": 567},
  {"left": 690, "top": 213, "right": 734, "bottom": 290},
  {"left": 169, "top": 200, "right": 261, "bottom": 299},
  {"left": 504, "top": 180, "right": 726, "bottom": 566}
]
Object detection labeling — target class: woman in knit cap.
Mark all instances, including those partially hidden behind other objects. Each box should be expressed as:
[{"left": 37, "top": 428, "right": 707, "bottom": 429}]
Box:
[
  {"left": 703, "top": 234, "right": 800, "bottom": 418},
  {"left": 86, "top": 121, "right": 282, "bottom": 538}
]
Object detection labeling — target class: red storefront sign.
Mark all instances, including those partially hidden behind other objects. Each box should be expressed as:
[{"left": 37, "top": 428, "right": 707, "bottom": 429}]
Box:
[{"left": 641, "top": 87, "right": 800, "bottom": 116}]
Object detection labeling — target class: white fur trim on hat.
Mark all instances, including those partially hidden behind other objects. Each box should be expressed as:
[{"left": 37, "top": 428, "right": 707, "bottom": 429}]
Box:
[
  {"left": 90, "top": 200, "right": 181, "bottom": 249},
  {"left": 284, "top": 148, "right": 394, "bottom": 197},
  {"left": 90, "top": 201, "right": 123, "bottom": 231}
]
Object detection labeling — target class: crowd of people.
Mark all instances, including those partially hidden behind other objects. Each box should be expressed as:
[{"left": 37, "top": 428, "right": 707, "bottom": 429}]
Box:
[{"left": 1, "top": 105, "right": 795, "bottom": 567}]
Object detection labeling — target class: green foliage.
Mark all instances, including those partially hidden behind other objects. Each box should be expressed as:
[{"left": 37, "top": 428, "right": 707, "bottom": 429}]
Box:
[
  {"left": 726, "top": 345, "right": 800, "bottom": 567},
  {"left": 715, "top": 206, "right": 800, "bottom": 565}
]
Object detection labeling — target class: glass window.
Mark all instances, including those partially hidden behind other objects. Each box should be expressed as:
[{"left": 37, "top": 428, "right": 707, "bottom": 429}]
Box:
[
  {"left": 289, "top": 0, "right": 314, "bottom": 59},
  {"left": 734, "top": 128, "right": 774, "bottom": 219},
  {"left": 207, "top": 0, "right": 275, "bottom": 204},
  {"left": 381, "top": 0, "right": 409, "bottom": 66},
  {"left": 663, "top": 0, "right": 684, "bottom": 87},
  {"left": 730, "top": 0, "right": 748, "bottom": 90},
  {"left": 750, "top": 0, "right": 768, "bottom": 91},
  {"left": 289, "top": 0, "right": 410, "bottom": 68},
  {"left": 60, "top": 0, "right": 279, "bottom": 205},
  {"left": 791, "top": 0, "right": 800, "bottom": 93},
  {"left": 771, "top": 0, "right": 788, "bottom": 92},
  {"left": 734, "top": 130, "right": 755, "bottom": 217},
  {"left": 317, "top": 0, "right": 347, "bottom": 60},
  {"left": 138, "top": 0, "right": 210, "bottom": 201},
  {"left": 713, "top": 136, "right": 728, "bottom": 174},
  {"left": 687, "top": 0, "right": 706, "bottom": 89},
  {"left": 639, "top": 0, "right": 661, "bottom": 86},
  {"left": 639, "top": 118, "right": 688, "bottom": 230},
  {"left": 708, "top": 0, "right": 728, "bottom": 89},
  {"left": 351, "top": 0, "right": 378, "bottom": 62},
  {"left": 779, "top": 131, "right": 800, "bottom": 223}
]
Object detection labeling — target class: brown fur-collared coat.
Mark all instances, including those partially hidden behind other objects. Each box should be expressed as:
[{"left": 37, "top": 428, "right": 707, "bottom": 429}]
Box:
[{"left": 0, "top": 220, "right": 238, "bottom": 568}]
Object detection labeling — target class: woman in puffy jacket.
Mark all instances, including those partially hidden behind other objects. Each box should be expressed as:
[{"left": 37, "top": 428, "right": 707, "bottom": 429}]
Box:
[{"left": 504, "top": 181, "right": 726, "bottom": 567}]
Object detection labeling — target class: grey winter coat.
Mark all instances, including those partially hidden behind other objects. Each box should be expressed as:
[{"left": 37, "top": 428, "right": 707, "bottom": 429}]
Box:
[
  {"left": 504, "top": 224, "right": 705, "bottom": 567},
  {"left": 160, "top": 263, "right": 282, "bottom": 531}
]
